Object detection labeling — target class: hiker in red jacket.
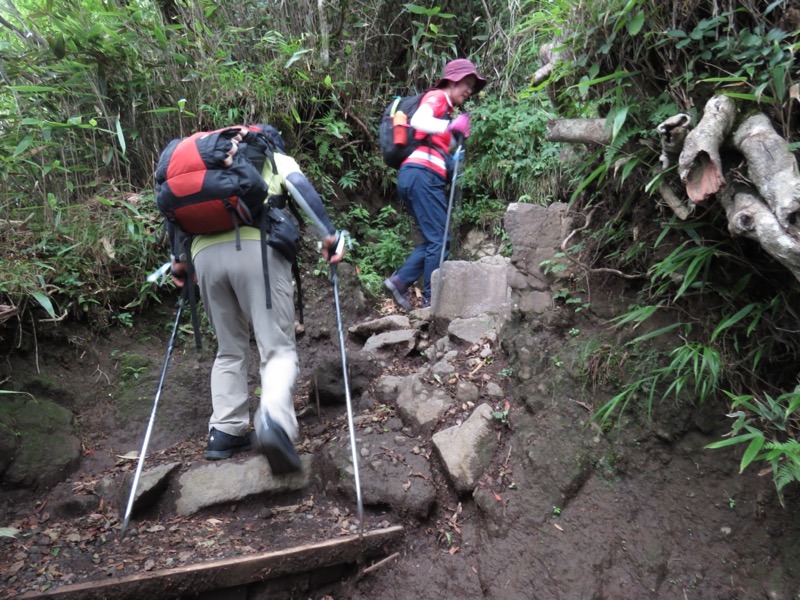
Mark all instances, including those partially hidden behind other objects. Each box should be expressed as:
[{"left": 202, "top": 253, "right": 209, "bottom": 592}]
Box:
[
  {"left": 170, "top": 126, "right": 345, "bottom": 473},
  {"left": 384, "top": 58, "right": 487, "bottom": 310}
]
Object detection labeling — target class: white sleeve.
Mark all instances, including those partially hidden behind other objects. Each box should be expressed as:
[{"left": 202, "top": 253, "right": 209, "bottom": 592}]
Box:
[{"left": 409, "top": 103, "right": 449, "bottom": 134}]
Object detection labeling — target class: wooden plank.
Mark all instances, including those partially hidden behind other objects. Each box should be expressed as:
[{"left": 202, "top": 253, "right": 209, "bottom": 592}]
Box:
[{"left": 22, "top": 525, "right": 404, "bottom": 600}]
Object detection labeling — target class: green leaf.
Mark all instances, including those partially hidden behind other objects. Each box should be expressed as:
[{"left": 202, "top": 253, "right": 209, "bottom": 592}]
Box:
[
  {"left": 10, "top": 85, "right": 58, "bottom": 92},
  {"left": 630, "top": 322, "right": 683, "bottom": 343},
  {"left": 740, "top": 436, "right": 766, "bottom": 473},
  {"left": 0, "top": 527, "right": 20, "bottom": 538},
  {"left": 115, "top": 119, "right": 126, "bottom": 155},
  {"left": 31, "top": 293, "right": 57, "bottom": 320},
  {"left": 627, "top": 11, "right": 645, "bottom": 36},
  {"left": 610, "top": 107, "right": 628, "bottom": 143},
  {"left": 706, "top": 431, "right": 760, "bottom": 449},
  {"left": 711, "top": 304, "right": 757, "bottom": 342},
  {"left": 13, "top": 137, "right": 32, "bottom": 158},
  {"left": 285, "top": 48, "right": 312, "bottom": 69}
]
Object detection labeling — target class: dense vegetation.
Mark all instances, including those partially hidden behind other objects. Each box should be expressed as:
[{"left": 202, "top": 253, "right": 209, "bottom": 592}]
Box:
[{"left": 1, "top": 1, "right": 798, "bottom": 500}]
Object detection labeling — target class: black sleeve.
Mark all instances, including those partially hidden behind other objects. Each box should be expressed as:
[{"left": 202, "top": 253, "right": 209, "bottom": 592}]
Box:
[{"left": 285, "top": 172, "right": 336, "bottom": 238}]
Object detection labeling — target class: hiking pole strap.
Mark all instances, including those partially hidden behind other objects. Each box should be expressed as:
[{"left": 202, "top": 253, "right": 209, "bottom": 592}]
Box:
[
  {"left": 183, "top": 236, "right": 203, "bottom": 349},
  {"left": 292, "top": 259, "right": 304, "bottom": 324},
  {"left": 260, "top": 208, "right": 273, "bottom": 310}
]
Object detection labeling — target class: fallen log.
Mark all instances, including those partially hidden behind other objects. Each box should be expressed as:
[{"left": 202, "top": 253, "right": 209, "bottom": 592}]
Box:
[
  {"left": 678, "top": 95, "right": 737, "bottom": 203},
  {"left": 545, "top": 118, "right": 610, "bottom": 145},
  {"left": 720, "top": 187, "right": 800, "bottom": 282},
  {"left": 733, "top": 113, "right": 800, "bottom": 235}
]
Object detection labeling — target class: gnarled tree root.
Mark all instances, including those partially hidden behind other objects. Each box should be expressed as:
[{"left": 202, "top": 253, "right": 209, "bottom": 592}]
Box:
[
  {"left": 678, "top": 95, "right": 737, "bottom": 203},
  {"left": 721, "top": 187, "right": 800, "bottom": 283},
  {"left": 545, "top": 118, "right": 610, "bottom": 145},
  {"left": 733, "top": 113, "right": 800, "bottom": 235}
]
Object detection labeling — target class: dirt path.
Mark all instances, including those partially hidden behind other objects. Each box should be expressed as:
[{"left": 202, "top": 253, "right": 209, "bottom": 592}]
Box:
[{"left": 1, "top": 269, "right": 799, "bottom": 599}]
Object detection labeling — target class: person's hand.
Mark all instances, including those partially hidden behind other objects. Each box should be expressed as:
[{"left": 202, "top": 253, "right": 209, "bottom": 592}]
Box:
[
  {"left": 447, "top": 113, "right": 471, "bottom": 138},
  {"left": 222, "top": 128, "right": 246, "bottom": 167},
  {"left": 322, "top": 233, "right": 346, "bottom": 264},
  {"left": 170, "top": 257, "right": 187, "bottom": 288}
]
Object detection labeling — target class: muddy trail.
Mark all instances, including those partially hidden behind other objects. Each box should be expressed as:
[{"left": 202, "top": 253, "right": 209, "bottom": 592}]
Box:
[{"left": 1, "top": 258, "right": 799, "bottom": 600}]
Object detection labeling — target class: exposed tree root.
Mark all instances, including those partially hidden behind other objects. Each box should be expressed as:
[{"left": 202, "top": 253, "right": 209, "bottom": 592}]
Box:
[
  {"left": 733, "top": 114, "right": 800, "bottom": 234},
  {"left": 545, "top": 118, "right": 610, "bottom": 145},
  {"left": 721, "top": 187, "right": 800, "bottom": 283},
  {"left": 678, "top": 95, "right": 737, "bottom": 203}
]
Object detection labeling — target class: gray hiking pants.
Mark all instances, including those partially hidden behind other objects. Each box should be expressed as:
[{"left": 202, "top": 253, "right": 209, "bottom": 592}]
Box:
[{"left": 194, "top": 239, "right": 299, "bottom": 441}]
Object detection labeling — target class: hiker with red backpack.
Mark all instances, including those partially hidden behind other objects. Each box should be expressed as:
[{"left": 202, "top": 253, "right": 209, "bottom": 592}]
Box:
[
  {"left": 167, "top": 125, "right": 345, "bottom": 472},
  {"left": 383, "top": 58, "right": 487, "bottom": 310}
]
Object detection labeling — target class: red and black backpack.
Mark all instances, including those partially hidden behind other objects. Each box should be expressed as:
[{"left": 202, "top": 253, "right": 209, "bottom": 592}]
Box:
[{"left": 154, "top": 125, "right": 304, "bottom": 347}]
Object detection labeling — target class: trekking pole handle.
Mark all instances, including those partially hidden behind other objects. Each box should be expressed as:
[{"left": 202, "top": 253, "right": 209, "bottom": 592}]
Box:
[
  {"left": 147, "top": 262, "right": 172, "bottom": 284},
  {"left": 331, "top": 231, "right": 347, "bottom": 260}
]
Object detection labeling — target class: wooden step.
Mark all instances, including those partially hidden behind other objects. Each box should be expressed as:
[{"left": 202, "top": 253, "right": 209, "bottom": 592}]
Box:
[{"left": 22, "top": 525, "right": 404, "bottom": 599}]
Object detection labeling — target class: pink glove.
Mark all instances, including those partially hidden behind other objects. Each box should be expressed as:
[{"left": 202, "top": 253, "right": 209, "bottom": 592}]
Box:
[{"left": 447, "top": 113, "right": 471, "bottom": 138}]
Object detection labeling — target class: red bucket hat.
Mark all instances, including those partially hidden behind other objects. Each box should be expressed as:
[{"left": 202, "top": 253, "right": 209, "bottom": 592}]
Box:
[{"left": 435, "top": 58, "right": 487, "bottom": 94}]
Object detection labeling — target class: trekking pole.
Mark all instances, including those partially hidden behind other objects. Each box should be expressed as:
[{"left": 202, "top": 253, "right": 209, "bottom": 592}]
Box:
[
  {"left": 328, "top": 233, "right": 364, "bottom": 535},
  {"left": 119, "top": 281, "right": 187, "bottom": 539},
  {"left": 431, "top": 135, "right": 465, "bottom": 316}
]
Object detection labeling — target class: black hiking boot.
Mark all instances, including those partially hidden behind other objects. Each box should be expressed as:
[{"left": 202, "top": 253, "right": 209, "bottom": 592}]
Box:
[
  {"left": 254, "top": 410, "right": 302, "bottom": 475},
  {"left": 384, "top": 272, "right": 412, "bottom": 311},
  {"left": 204, "top": 427, "right": 252, "bottom": 460}
]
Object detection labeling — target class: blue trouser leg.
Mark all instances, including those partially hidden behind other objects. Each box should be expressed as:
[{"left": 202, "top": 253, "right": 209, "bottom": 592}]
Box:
[{"left": 396, "top": 165, "right": 448, "bottom": 298}]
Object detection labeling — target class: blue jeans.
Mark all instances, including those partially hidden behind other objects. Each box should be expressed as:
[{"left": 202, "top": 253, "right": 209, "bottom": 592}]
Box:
[{"left": 395, "top": 164, "right": 450, "bottom": 298}]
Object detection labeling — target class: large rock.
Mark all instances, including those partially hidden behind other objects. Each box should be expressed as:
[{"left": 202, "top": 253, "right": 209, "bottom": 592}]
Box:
[
  {"left": 0, "top": 396, "right": 81, "bottom": 489},
  {"left": 308, "top": 352, "right": 382, "bottom": 405},
  {"left": 119, "top": 461, "right": 182, "bottom": 519},
  {"left": 319, "top": 426, "right": 436, "bottom": 519},
  {"left": 431, "top": 256, "right": 512, "bottom": 322},
  {"left": 395, "top": 375, "right": 454, "bottom": 435},
  {"left": 362, "top": 329, "right": 418, "bottom": 356},
  {"left": 432, "top": 403, "right": 498, "bottom": 494},
  {"left": 175, "top": 455, "right": 311, "bottom": 516},
  {"left": 504, "top": 201, "right": 573, "bottom": 283}
]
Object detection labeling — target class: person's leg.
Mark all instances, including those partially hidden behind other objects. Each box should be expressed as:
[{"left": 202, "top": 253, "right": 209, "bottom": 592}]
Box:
[
  {"left": 393, "top": 166, "right": 427, "bottom": 288},
  {"left": 406, "top": 170, "right": 448, "bottom": 299},
  {"left": 231, "top": 242, "right": 302, "bottom": 473},
  {"left": 195, "top": 242, "right": 252, "bottom": 437},
  {"left": 231, "top": 243, "right": 299, "bottom": 441}
]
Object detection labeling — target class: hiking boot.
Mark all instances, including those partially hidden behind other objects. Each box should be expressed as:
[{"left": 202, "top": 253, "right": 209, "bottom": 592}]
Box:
[
  {"left": 254, "top": 409, "right": 302, "bottom": 475},
  {"left": 204, "top": 427, "right": 252, "bottom": 460},
  {"left": 420, "top": 295, "right": 431, "bottom": 309},
  {"left": 384, "top": 273, "right": 412, "bottom": 311}
]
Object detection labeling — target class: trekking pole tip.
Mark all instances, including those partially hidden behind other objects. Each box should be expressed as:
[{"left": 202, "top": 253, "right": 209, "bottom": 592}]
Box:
[{"left": 119, "top": 519, "right": 129, "bottom": 540}]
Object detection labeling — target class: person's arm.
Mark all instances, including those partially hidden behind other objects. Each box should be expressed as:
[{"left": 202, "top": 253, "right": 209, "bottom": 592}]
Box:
[
  {"left": 166, "top": 221, "right": 193, "bottom": 287},
  {"left": 276, "top": 153, "right": 345, "bottom": 263},
  {"left": 409, "top": 103, "right": 449, "bottom": 134},
  {"left": 284, "top": 171, "right": 335, "bottom": 238}
]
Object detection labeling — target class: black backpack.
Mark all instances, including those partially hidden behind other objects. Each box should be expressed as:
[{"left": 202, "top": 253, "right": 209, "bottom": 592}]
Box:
[
  {"left": 155, "top": 125, "right": 304, "bottom": 347},
  {"left": 379, "top": 92, "right": 429, "bottom": 169}
]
